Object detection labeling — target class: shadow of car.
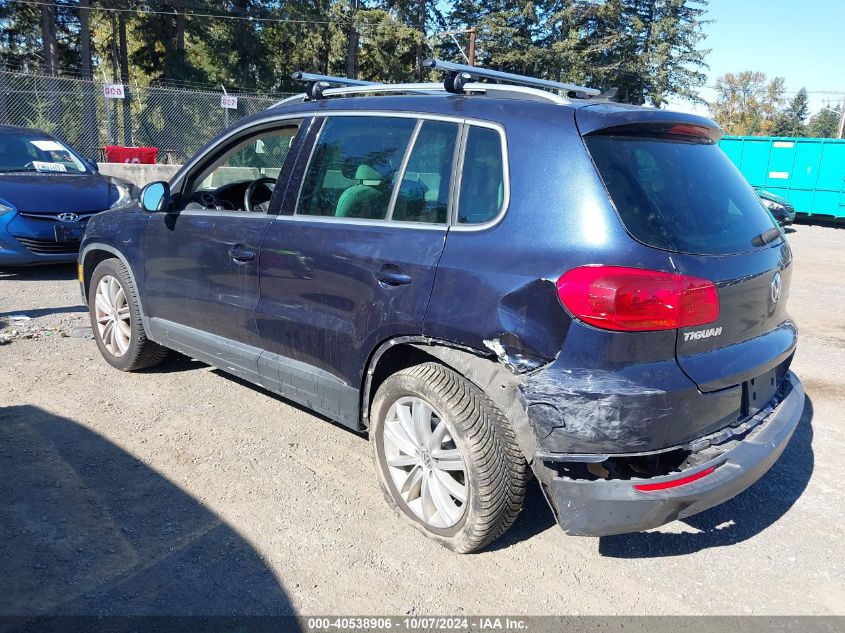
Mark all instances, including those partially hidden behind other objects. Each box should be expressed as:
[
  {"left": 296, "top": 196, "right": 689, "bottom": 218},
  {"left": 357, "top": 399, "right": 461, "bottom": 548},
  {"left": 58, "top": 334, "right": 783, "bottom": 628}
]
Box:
[{"left": 0, "top": 404, "right": 298, "bottom": 621}]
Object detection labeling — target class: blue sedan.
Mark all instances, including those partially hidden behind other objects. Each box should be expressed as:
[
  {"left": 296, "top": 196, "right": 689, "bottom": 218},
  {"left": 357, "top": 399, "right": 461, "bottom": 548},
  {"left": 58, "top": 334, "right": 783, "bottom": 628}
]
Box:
[{"left": 0, "top": 125, "right": 135, "bottom": 266}]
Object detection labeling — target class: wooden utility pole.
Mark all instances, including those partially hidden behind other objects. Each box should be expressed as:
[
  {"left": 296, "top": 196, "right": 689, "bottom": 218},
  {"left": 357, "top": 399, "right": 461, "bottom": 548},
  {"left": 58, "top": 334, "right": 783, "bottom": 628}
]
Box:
[
  {"left": 109, "top": 13, "right": 120, "bottom": 145},
  {"left": 467, "top": 27, "right": 476, "bottom": 66},
  {"left": 40, "top": 1, "right": 60, "bottom": 129},
  {"left": 416, "top": 0, "right": 427, "bottom": 79},
  {"left": 433, "top": 27, "right": 477, "bottom": 66},
  {"left": 118, "top": 11, "right": 133, "bottom": 145},
  {"left": 80, "top": 0, "right": 92, "bottom": 79},
  {"left": 838, "top": 96, "right": 845, "bottom": 139}
]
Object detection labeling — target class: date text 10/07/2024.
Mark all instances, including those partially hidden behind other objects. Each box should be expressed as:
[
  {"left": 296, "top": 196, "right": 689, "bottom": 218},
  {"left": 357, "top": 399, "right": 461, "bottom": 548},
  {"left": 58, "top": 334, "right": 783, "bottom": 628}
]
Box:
[{"left": 306, "top": 617, "right": 529, "bottom": 631}]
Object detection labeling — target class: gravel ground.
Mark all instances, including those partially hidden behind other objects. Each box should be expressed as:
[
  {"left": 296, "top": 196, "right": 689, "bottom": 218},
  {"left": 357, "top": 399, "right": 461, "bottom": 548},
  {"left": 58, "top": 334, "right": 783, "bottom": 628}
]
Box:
[{"left": 1, "top": 224, "right": 843, "bottom": 616}]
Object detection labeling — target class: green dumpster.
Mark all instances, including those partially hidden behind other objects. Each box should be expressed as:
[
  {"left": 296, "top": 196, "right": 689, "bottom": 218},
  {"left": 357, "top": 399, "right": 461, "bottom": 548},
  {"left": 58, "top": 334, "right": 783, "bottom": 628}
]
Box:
[{"left": 719, "top": 136, "right": 845, "bottom": 222}]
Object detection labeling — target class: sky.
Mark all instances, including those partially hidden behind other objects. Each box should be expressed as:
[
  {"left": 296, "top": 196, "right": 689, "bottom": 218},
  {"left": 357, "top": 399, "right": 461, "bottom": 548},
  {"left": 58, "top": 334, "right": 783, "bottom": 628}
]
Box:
[{"left": 665, "top": 0, "right": 845, "bottom": 116}]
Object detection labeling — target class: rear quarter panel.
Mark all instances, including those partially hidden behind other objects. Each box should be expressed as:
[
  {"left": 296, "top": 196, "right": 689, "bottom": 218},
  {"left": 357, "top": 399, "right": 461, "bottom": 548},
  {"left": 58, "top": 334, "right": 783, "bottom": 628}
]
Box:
[
  {"left": 424, "top": 106, "right": 674, "bottom": 366},
  {"left": 425, "top": 104, "right": 745, "bottom": 454}
]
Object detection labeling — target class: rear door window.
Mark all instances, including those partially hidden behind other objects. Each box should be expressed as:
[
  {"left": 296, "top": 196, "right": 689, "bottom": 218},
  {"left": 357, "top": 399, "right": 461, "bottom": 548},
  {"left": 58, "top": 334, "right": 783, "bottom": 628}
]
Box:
[
  {"left": 393, "top": 120, "right": 459, "bottom": 224},
  {"left": 457, "top": 126, "right": 506, "bottom": 224},
  {"left": 585, "top": 134, "right": 779, "bottom": 255},
  {"left": 296, "top": 116, "right": 416, "bottom": 220}
]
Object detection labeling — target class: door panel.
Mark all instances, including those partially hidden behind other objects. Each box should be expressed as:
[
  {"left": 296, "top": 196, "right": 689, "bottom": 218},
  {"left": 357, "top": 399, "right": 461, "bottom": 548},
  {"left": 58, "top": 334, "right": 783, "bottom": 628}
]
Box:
[
  {"left": 255, "top": 115, "right": 458, "bottom": 424},
  {"left": 144, "top": 211, "right": 273, "bottom": 346},
  {"left": 142, "top": 121, "right": 305, "bottom": 348},
  {"left": 256, "top": 219, "right": 446, "bottom": 387}
]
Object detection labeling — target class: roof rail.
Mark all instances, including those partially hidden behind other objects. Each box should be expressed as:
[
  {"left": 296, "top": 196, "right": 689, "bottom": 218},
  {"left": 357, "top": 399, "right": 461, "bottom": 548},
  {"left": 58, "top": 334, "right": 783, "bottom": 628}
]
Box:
[
  {"left": 270, "top": 93, "right": 307, "bottom": 108},
  {"left": 273, "top": 81, "right": 570, "bottom": 107},
  {"left": 318, "top": 82, "right": 445, "bottom": 98},
  {"left": 461, "top": 82, "right": 571, "bottom": 105},
  {"left": 422, "top": 58, "right": 601, "bottom": 98}
]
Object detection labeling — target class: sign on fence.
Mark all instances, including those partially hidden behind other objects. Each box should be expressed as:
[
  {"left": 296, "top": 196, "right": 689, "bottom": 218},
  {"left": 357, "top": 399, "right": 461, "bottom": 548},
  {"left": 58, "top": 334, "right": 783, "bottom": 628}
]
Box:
[
  {"left": 103, "top": 83, "right": 126, "bottom": 99},
  {"left": 220, "top": 95, "right": 239, "bottom": 109}
]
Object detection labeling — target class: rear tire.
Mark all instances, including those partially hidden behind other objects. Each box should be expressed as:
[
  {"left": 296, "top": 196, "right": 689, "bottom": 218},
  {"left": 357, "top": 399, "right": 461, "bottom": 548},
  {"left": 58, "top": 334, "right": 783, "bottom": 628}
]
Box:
[
  {"left": 88, "top": 258, "right": 168, "bottom": 371},
  {"left": 370, "top": 362, "right": 527, "bottom": 553}
]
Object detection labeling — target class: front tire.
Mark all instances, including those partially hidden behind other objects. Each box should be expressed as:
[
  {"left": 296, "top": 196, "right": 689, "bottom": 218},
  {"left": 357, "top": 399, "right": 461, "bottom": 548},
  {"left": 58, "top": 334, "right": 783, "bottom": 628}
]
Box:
[
  {"left": 370, "top": 362, "right": 527, "bottom": 553},
  {"left": 88, "top": 258, "right": 167, "bottom": 371}
]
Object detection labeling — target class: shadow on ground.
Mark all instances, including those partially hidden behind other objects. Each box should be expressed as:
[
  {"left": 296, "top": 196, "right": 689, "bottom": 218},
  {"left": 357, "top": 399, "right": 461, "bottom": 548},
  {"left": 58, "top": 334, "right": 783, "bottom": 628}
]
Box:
[
  {"left": 0, "top": 306, "right": 86, "bottom": 320},
  {"left": 598, "top": 396, "right": 814, "bottom": 558},
  {"left": 794, "top": 219, "right": 844, "bottom": 229},
  {"left": 0, "top": 265, "right": 77, "bottom": 282},
  {"left": 0, "top": 405, "right": 296, "bottom": 618},
  {"left": 485, "top": 482, "right": 557, "bottom": 552},
  {"left": 142, "top": 350, "right": 208, "bottom": 374}
]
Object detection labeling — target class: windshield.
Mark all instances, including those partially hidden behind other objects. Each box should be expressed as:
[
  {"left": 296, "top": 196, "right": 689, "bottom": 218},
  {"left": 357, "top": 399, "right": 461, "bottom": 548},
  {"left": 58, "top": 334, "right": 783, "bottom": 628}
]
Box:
[
  {"left": 585, "top": 134, "right": 779, "bottom": 255},
  {"left": 0, "top": 131, "right": 87, "bottom": 174}
]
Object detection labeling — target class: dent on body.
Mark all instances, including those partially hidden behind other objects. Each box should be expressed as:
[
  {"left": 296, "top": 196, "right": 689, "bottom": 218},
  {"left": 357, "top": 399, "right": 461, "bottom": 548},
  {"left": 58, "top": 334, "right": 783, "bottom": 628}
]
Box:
[{"left": 482, "top": 278, "right": 569, "bottom": 374}]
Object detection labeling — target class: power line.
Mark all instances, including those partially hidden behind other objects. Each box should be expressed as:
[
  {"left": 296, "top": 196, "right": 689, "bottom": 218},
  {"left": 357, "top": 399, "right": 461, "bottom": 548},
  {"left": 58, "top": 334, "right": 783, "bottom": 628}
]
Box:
[{"left": 4, "top": 0, "right": 368, "bottom": 28}]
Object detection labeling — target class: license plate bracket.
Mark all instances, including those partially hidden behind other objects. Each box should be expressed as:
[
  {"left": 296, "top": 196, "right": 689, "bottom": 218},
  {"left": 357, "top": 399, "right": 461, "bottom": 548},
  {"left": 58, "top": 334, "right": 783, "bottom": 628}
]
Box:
[
  {"left": 742, "top": 367, "right": 779, "bottom": 416},
  {"left": 55, "top": 224, "right": 83, "bottom": 242}
]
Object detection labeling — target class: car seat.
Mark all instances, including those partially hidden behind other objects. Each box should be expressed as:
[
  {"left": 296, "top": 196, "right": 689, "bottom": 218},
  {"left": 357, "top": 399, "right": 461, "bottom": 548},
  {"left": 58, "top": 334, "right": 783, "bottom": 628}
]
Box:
[{"left": 335, "top": 164, "right": 388, "bottom": 219}]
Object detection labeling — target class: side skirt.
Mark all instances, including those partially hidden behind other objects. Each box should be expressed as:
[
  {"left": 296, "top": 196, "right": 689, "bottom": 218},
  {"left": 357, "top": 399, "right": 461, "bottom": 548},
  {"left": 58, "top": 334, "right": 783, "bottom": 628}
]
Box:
[{"left": 145, "top": 317, "right": 360, "bottom": 429}]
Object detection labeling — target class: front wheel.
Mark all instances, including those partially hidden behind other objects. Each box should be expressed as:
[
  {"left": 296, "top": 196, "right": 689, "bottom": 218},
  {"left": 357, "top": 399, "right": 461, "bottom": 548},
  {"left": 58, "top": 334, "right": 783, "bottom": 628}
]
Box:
[
  {"left": 88, "top": 258, "right": 168, "bottom": 371},
  {"left": 370, "top": 362, "right": 527, "bottom": 553}
]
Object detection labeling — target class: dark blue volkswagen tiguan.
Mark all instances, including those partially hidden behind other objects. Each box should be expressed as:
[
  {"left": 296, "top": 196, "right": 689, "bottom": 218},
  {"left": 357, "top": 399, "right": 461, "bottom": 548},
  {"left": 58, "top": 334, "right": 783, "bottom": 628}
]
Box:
[{"left": 78, "top": 63, "right": 804, "bottom": 553}]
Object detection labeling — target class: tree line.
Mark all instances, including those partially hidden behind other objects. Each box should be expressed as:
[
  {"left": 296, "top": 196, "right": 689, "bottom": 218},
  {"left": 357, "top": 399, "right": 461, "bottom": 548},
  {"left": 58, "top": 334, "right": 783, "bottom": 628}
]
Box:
[
  {"left": 2, "top": 0, "right": 709, "bottom": 106},
  {"left": 710, "top": 71, "right": 842, "bottom": 138},
  {"left": 2, "top": 1, "right": 841, "bottom": 139}
]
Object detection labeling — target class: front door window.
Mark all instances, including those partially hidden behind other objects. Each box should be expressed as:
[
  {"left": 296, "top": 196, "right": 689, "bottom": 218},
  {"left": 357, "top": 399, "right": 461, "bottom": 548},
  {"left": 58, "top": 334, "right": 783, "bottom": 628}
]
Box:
[{"left": 185, "top": 126, "right": 299, "bottom": 213}]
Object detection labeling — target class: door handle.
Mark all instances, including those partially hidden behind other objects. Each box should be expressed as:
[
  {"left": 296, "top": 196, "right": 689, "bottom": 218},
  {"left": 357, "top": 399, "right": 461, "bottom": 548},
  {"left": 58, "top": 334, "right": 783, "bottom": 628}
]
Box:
[
  {"left": 374, "top": 265, "right": 412, "bottom": 286},
  {"left": 228, "top": 246, "right": 255, "bottom": 262}
]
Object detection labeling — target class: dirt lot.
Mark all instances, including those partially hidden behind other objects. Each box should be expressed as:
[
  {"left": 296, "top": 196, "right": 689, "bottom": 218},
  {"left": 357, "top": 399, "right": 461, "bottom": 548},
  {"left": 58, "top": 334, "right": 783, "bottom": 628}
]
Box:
[{"left": 1, "top": 224, "right": 844, "bottom": 617}]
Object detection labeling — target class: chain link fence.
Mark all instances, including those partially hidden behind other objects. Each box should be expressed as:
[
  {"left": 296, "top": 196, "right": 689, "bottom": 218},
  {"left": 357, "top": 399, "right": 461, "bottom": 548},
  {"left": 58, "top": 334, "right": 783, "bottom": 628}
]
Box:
[{"left": 0, "top": 70, "right": 292, "bottom": 164}]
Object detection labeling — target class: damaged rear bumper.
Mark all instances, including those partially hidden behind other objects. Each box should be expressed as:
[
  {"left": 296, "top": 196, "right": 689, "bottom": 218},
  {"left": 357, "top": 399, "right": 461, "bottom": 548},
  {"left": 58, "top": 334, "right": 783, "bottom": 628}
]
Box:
[{"left": 544, "top": 371, "right": 804, "bottom": 536}]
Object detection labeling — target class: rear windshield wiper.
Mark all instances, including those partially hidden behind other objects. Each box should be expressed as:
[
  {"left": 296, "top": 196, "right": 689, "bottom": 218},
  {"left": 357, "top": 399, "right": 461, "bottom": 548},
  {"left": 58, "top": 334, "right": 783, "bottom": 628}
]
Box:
[{"left": 751, "top": 227, "right": 782, "bottom": 247}]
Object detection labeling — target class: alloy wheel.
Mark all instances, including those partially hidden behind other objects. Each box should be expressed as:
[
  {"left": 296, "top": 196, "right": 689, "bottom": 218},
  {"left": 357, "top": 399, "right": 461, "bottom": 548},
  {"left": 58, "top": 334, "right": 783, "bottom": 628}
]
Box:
[
  {"left": 382, "top": 396, "right": 468, "bottom": 528},
  {"left": 94, "top": 274, "right": 131, "bottom": 357}
]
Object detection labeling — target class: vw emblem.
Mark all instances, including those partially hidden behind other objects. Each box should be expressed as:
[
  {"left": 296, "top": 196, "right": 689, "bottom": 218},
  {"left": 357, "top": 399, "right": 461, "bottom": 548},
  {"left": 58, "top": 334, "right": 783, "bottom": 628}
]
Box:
[
  {"left": 770, "top": 271, "right": 782, "bottom": 305},
  {"left": 57, "top": 212, "right": 79, "bottom": 222}
]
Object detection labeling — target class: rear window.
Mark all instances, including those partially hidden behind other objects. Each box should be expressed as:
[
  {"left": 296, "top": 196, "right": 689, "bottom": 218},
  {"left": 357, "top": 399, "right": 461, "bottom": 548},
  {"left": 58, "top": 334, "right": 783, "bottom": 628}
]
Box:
[{"left": 585, "top": 135, "right": 778, "bottom": 255}]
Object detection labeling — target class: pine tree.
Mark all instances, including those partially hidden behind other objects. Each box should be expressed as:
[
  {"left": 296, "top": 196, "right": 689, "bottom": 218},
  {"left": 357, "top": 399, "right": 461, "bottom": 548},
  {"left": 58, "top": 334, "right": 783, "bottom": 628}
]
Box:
[
  {"left": 638, "top": 0, "right": 709, "bottom": 107},
  {"left": 806, "top": 106, "right": 841, "bottom": 139},
  {"left": 772, "top": 87, "right": 809, "bottom": 137}
]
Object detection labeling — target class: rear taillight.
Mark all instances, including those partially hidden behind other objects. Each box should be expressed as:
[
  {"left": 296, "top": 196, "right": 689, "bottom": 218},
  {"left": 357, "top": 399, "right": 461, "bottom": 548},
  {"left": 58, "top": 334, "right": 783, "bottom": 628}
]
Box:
[{"left": 556, "top": 265, "right": 719, "bottom": 332}]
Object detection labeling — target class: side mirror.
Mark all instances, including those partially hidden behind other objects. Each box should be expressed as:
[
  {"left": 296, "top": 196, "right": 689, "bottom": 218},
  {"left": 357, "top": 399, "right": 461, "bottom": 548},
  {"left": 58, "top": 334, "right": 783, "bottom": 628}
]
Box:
[
  {"left": 140, "top": 181, "right": 171, "bottom": 213},
  {"left": 86, "top": 157, "right": 99, "bottom": 172}
]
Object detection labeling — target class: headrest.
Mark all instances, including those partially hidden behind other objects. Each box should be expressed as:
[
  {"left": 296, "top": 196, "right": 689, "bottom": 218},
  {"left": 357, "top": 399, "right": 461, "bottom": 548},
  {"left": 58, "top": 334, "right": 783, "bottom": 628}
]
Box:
[{"left": 355, "top": 164, "right": 382, "bottom": 185}]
